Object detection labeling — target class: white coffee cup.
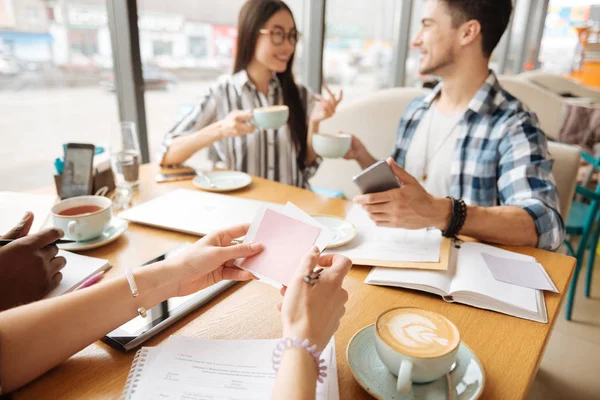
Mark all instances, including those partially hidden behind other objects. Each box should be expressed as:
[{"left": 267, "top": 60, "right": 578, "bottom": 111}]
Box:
[
  {"left": 374, "top": 307, "right": 461, "bottom": 393},
  {"left": 52, "top": 196, "right": 112, "bottom": 241},
  {"left": 252, "top": 105, "right": 289, "bottom": 130},
  {"left": 312, "top": 133, "right": 352, "bottom": 158}
]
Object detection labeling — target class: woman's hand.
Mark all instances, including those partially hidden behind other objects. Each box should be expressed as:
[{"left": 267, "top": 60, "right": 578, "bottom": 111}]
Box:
[
  {"left": 279, "top": 247, "right": 352, "bottom": 350},
  {"left": 166, "top": 224, "right": 263, "bottom": 297},
  {"left": 310, "top": 84, "right": 343, "bottom": 123},
  {"left": 217, "top": 111, "right": 255, "bottom": 139}
]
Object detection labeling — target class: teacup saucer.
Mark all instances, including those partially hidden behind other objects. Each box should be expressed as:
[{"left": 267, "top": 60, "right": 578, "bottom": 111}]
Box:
[
  {"left": 311, "top": 215, "right": 357, "bottom": 248},
  {"left": 193, "top": 171, "right": 252, "bottom": 192},
  {"left": 57, "top": 218, "right": 128, "bottom": 252},
  {"left": 347, "top": 324, "right": 485, "bottom": 400}
]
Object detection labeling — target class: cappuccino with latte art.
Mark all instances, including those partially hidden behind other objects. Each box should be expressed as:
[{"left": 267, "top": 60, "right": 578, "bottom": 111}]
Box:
[
  {"left": 373, "top": 307, "right": 461, "bottom": 392},
  {"left": 376, "top": 307, "right": 460, "bottom": 358}
]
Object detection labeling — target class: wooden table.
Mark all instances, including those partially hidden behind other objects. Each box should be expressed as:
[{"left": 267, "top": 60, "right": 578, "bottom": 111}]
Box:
[{"left": 15, "top": 164, "right": 575, "bottom": 400}]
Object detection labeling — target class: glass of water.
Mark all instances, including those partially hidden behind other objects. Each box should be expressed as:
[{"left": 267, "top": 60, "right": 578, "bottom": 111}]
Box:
[
  {"left": 110, "top": 121, "right": 141, "bottom": 188},
  {"left": 109, "top": 121, "right": 141, "bottom": 211}
]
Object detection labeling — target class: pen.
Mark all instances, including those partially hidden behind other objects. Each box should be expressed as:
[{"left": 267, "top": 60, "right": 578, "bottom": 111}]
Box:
[
  {"left": 0, "top": 238, "right": 76, "bottom": 247},
  {"left": 75, "top": 271, "right": 106, "bottom": 291}
]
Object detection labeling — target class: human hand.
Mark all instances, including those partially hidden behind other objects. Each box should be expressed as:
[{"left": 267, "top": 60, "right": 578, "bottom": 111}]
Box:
[
  {"left": 353, "top": 158, "right": 452, "bottom": 230},
  {"left": 343, "top": 133, "right": 368, "bottom": 161},
  {"left": 279, "top": 247, "right": 352, "bottom": 350},
  {"left": 0, "top": 214, "right": 67, "bottom": 311},
  {"left": 310, "top": 84, "right": 343, "bottom": 123},
  {"left": 217, "top": 110, "right": 255, "bottom": 139},
  {"left": 166, "top": 224, "right": 263, "bottom": 297}
]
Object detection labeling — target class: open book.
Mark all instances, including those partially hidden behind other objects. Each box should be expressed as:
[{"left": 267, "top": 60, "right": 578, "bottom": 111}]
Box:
[
  {"left": 365, "top": 242, "right": 548, "bottom": 323},
  {"left": 122, "top": 336, "right": 339, "bottom": 400}
]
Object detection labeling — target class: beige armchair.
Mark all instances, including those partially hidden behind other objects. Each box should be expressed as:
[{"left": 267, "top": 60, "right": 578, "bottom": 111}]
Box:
[
  {"left": 310, "top": 87, "right": 429, "bottom": 199},
  {"left": 519, "top": 70, "right": 600, "bottom": 103},
  {"left": 497, "top": 76, "right": 566, "bottom": 141},
  {"left": 547, "top": 141, "right": 580, "bottom": 221}
]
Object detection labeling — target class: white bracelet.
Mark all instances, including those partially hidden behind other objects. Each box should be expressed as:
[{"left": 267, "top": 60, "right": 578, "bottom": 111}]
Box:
[{"left": 125, "top": 268, "right": 147, "bottom": 318}]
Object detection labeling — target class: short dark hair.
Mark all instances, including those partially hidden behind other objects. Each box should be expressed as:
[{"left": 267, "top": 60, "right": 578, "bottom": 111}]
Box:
[{"left": 439, "top": 0, "right": 513, "bottom": 57}]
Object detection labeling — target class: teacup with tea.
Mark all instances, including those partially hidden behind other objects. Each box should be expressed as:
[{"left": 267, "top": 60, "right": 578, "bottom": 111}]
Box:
[{"left": 52, "top": 196, "right": 112, "bottom": 241}]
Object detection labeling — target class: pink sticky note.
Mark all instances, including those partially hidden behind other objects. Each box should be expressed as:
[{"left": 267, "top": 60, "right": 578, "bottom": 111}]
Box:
[{"left": 241, "top": 209, "right": 321, "bottom": 286}]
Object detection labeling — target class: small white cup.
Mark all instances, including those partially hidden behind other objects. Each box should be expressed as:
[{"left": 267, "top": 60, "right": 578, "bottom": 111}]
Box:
[
  {"left": 374, "top": 308, "right": 460, "bottom": 393},
  {"left": 252, "top": 105, "right": 289, "bottom": 130},
  {"left": 52, "top": 196, "right": 112, "bottom": 241},
  {"left": 312, "top": 133, "right": 352, "bottom": 158}
]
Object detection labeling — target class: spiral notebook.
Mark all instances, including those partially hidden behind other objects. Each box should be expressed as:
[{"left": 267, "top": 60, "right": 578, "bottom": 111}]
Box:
[{"left": 121, "top": 336, "right": 339, "bottom": 400}]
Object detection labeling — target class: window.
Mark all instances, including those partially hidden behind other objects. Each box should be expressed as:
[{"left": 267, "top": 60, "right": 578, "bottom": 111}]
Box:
[
  {"left": 539, "top": 1, "right": 600, "bottom": 74},
  {"left": 323, "top": 0, "right": 397, "bottom": 101},
  {"left": 189, "top": 36, "right": 208, "bottom": 59},
  {"left": 137, "top": 0, "right": 305, "bottom": 168},
  {"left": 0, "top": 0, "right": 118, "bottom": 191}
]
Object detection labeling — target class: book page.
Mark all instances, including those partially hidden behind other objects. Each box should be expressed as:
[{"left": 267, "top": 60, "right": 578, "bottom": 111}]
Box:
[
  {"left": 44, "top": 250, "right": 111, "bottom": 298},
  {"left": 448, "top": 242, "right": 539, "bottom": 313},
  {"left": 331, "top": 205, "right": 442, "bottom": 263},
  {"left": 133, "top": 336, "right": 338, "bottom": 400},
  {"left": 365, "top": 266, "right": 453, "bottom": 295}
]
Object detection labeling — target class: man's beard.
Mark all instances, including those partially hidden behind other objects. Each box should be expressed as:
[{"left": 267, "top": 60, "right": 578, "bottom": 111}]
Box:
[{"left": 419, "top": 48, "right": 455, "bottom": 76}]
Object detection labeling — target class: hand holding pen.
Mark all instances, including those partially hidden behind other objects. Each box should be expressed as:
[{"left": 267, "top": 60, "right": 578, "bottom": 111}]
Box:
[{"left": 0, "top": 212, "right": 68, "bottom": 311}]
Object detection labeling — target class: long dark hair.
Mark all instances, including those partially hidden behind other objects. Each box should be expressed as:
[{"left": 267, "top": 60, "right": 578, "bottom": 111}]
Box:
[{"left": 234, "top": 0, "right": 308, "bottom": 168}]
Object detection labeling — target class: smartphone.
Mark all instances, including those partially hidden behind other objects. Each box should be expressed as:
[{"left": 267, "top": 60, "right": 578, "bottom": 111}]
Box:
[
  {"left": 352, "top": 159, "right": 401, "bottom": 194},
  {"left": 155, "top": 167, "right": 197, "bottom": 183},
  {"left": 60, "top": 143, "right": 95, "bottom": 199}
]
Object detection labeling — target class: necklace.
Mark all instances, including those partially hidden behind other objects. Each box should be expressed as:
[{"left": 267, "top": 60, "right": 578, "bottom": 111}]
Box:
[{"left": 421, "top": 106, "right": 463, "bottom": 182}]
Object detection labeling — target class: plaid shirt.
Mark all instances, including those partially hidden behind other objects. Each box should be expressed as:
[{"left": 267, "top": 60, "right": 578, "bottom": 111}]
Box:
[{"left": 392, "top": 72, "right": 564, "bottom": 250}]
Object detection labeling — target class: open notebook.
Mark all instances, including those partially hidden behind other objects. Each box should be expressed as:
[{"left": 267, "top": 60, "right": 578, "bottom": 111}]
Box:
[
  {"left": 44, "top": 251, "right": 111, "bottom": 298},
  {"left": 121, "top": 336, "right": 339, "bottom": 400},
  {"left": 365, "top": 242, "right": 549, "bottom": 323}
]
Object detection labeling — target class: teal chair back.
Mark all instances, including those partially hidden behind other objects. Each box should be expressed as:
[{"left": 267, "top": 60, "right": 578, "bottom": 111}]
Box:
[{"left": 564, "top": 151, "right": 600, "bottom": 320}]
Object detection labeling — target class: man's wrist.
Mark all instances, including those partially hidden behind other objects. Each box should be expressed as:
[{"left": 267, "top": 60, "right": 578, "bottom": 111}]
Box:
[{"left": 433, "top": 197, "right": 453, "bottom": 231}]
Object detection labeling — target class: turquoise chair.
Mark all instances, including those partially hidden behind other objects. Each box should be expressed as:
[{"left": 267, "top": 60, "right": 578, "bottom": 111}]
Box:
[{"left": 564, "top": 151, "right": 600, "bottom": 320}]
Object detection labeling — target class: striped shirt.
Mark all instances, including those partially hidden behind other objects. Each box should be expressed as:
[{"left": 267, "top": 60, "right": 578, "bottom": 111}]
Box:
[
  {"left": 159, "top": 70, "right": 319, "bottom": 188},
  {"left": 392, "top": 72, "right": 565, "bottom": 250}
]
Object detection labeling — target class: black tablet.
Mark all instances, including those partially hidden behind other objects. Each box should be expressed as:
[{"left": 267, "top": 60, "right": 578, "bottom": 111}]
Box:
[{"left": 102, "top": 243, "right": 236, "bottom": 352}]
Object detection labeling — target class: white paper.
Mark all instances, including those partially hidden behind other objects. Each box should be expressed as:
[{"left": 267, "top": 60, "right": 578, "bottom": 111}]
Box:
[
  {"left": 0, "top": 192, "right": 57, "bottom": 235},
  {"left": 119, "top": 189, "right": 283, "bottom": 237},
  {"left": 133, "top": 336, "right": 339, "bottom": 400},
  {"left": 449, "top": 243, "right": 540, "bottom": 313},
  {"left": 236, "top": 202, "right": 332, "bottom": 289},
  {"left": 329, "top": 205, "right": 442, "bottom": 263},
  {"left": 482, "top": 253, "right": 559, "bottom": 292},
  {"left": 44, "top": 250, "right": 111, "bottom": 298}
]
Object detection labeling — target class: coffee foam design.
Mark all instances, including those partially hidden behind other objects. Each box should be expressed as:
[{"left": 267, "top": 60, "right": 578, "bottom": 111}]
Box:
[{"left": 385, "top": 313, "right": 450, "bottom": 349}]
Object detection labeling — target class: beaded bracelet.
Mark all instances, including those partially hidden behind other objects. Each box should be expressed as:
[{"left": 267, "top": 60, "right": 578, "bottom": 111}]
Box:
[
  {"left": 272, "top": 337, "right": 328, "bottom": 383},
  {"left": 442, "top": 197, "right": 467, "bottom": 239}
]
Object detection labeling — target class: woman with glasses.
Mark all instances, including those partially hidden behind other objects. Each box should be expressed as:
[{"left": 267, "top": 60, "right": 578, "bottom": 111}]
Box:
[{"left": 159, "top": 0, "right": 342, "bottom": 189}]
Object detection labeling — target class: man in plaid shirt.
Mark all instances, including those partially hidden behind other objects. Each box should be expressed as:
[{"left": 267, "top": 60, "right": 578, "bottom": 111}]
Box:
[{"left": 345, "top": 0, "right": 564, "bottom": 250}]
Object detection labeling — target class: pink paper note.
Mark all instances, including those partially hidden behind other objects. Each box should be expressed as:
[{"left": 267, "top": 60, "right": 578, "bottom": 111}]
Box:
[{"left": 241, "top": 209, "right": 321, "bottom": 286}]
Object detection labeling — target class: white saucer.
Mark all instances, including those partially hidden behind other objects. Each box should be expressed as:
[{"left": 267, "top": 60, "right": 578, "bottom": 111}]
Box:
[
  {"left": 347, "top": 324, "right": 485, "bottom": 400},
  {"left": 57, "top": 218, "right": 128, "bottom": 252},
  {"left": 193, "top": 171, "right": 252, "bottom": 192},
  {"left": 312, "top": 215, "right": 357, "bottom": 248}
]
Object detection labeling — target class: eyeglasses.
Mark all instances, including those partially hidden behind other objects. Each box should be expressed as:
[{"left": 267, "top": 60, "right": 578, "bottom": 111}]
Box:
[{"left": 259, "top": 26, "right": 301, "bottom": 46}]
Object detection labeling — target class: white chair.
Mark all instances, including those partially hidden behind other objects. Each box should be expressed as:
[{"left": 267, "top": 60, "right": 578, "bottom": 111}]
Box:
[
  {"left": 497, "top": 76, "right": 566, "bottom": 141},
  {"left": 547, "top": 141, "right": 580, "bottom": 221},
  {"left": 310, "top": 87, "right": 429, "bottom": 199},
  {"left": 519, "top": 70, "right": 600, "bottom": 103}
]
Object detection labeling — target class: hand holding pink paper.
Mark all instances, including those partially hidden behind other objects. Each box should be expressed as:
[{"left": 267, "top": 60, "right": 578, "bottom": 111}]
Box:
[{"left": 239, "top": 209, "right": 321, "bottom": 287}]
